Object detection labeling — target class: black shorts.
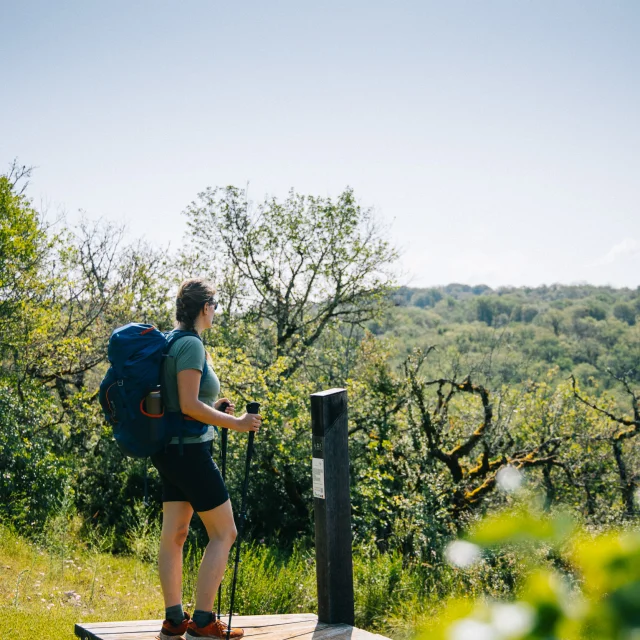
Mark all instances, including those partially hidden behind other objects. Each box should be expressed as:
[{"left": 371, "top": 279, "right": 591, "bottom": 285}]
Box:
[{"left": 150, "top": 441, "right": 229, "bottom": 512}]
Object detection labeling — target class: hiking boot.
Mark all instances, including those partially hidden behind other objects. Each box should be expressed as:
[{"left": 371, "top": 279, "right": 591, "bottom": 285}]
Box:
[
  {"left": 159, "top": 612, "right": 191, "bottom": 640},
  {"left": 186, "top": 617, "right": 244, "bottom": 639}
]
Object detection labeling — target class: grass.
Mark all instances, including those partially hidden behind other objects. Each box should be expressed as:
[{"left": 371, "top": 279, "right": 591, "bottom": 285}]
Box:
[
  {"left": 0, "top": 522, "right": 162, "bottom": 638},
  {"left": 0, "top": 514, "right": 522, "bottom": 640},
  {"left": 0, "top": 521, "right": 321, "bottom": 640}
]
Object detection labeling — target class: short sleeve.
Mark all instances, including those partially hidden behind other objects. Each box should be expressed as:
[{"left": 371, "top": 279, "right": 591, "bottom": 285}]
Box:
[{"left": 172, "top": 336, "right": 206, "bottom": 374}]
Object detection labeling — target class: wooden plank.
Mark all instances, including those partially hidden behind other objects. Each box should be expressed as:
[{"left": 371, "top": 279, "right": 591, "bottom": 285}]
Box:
[
  {"left": 75, "top": 614, "right": 320, "bottom": 639},
  {"left": 78, "top": 634, "right": 157, "bottom": 640},
  {"left": 262, "top": 623, "right": 352, "bottom": 640},
  {"left": 242, "top": 620, "right": 321, "bottom": 632},
  {"left": 78, "top": 628, "right": 386, "bottom": 640},
  {"left": 79, "top": 614, "right": 317, "bottom": 632},
  {"left": 259, "top": 624, "right": 339, "bottom": 637},
  {"left": 220, "top": 614, "right": 319, "bottom": 627},
  {"left": 77, "top": 621, "right": 160, "bottom": 630},
  {"left": 350, "top": 630, "right": 391, "bottom": 640},
  {"left": 244, "top": 622, "right": 330, "bottom": 638},
  {"left": 74, "top": 621, "right": 324, "bottom": 640},
  {"left": 75, "top": 614, "right": 391, "bottom": 640},
  {"left": 80, "top": 629, "right": 329, "bottom": 640}
]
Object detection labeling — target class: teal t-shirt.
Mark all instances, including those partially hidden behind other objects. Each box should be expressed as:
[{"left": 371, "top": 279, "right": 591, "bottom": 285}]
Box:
[{"left": 163, "top": 334, "right": 221, "bottom": 444}]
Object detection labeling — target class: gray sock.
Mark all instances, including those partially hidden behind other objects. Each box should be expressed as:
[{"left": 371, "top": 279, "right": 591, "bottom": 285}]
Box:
[
  {"left": 166, "top": 603, "right": 184, "bottom": 626},
  {"left": 193, "top": 609, "right": 214, "bottom": 628}
]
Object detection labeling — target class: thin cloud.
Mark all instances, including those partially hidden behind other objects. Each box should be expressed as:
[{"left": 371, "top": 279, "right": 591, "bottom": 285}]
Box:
[{"left": 592, "top": 238, "right": 638, "bottom": 266}]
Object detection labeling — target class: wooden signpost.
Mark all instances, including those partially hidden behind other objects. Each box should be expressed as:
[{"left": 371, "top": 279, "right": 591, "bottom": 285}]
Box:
[{"left": 311, "top": 388, "right": 355, "bottom": 626}]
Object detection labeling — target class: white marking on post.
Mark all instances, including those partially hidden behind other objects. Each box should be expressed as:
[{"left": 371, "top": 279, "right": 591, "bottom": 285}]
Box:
[{"left": 312, "top": 457, "right": 325, "bottom": 499}]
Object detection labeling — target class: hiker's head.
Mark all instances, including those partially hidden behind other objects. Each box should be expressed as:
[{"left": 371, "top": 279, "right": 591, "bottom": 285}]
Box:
[{"left": 176, "top": 278, "right": 217, "bottom": 332}]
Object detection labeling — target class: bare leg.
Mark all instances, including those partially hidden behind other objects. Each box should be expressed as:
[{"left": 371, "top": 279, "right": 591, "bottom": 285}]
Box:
[
  {"left": 158, "top": 501, "right": 194, "bottom": 607},
  {"left": 194, "top": 499, "right": 237, "bottom": 612}
]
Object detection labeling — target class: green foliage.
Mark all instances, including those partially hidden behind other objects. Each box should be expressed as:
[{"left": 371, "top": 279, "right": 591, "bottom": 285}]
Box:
[
  {"left": 0, "top": 516, "right": 534, "bottom": 640},
  {"left": 177, "top": 185, "right": 401, "bottom": 544},
  {"left": 210, "top": 346, "right": 316, "bottom": 543},
  {"left": 425, "top": 501, "right": 640, "bottom": 639},
  {"left": 184, "top": 185, "right": 398, "bottom": 373},
  {"left": 124, "top": 501, "right": 160, "bottom": 564},
  {"left": 1, "top": 161, "right": 639, "bottom": 632},
  {"left": 0, "top": 380, "right": 74, "bottom": 531},
  {"left": 0, "top": 168, "right": 177, "bottom": 540},
  {"left": 0, "top": 172, "right": 50, "bottom": 328},
  {"left": 354, "top": 549, "right": 412, "bottom": 629},
  {"left": 377, "top": 284, "right": 640, "bottom": 395},
  {"left": 217, "top": 541, "right": 317, "bottom": 615},
  {"left": 74, "top": 441, "right": 162, "bottom": 548}
]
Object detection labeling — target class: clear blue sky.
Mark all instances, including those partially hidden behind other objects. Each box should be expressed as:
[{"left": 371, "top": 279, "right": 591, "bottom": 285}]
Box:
[{"left": 2, "top": 1, "right": 638, "bottom": 288}]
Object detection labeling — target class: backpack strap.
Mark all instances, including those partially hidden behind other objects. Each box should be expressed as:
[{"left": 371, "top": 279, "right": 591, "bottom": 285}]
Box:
[
  {"left": 163, "top": 329, "right": 210, "bottom": 454},
  {"left": 164, "top": 330, "right": 209, "bottom": 382}
]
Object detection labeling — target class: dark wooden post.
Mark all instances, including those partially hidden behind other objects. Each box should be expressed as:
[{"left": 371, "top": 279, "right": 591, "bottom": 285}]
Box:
[{"left": 311, "top": 388, "right": 354, "bottom": 625}]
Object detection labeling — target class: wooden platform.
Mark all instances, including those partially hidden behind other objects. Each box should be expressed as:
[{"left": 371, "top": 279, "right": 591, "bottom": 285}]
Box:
[{"left": 74, "top": 613, "right": 391, "bottom": 640}]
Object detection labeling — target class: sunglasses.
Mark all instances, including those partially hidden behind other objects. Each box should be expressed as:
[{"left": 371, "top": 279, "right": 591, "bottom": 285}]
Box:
[{"left": 207, "top": 297, "right": 219, "bottom": 311}]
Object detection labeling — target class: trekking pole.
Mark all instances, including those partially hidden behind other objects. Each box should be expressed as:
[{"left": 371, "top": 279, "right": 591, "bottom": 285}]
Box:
[
  {"left": 226, "top": 402, "right": 260, "bottom": 640},
  {"left": 215, "top": 402, "right": 230, "bottom": 622}
]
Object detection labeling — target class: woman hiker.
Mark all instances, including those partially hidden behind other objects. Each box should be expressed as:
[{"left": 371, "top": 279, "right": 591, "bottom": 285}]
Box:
[{"left": 151, "top": 278, "right": 262, "bottom": 640}]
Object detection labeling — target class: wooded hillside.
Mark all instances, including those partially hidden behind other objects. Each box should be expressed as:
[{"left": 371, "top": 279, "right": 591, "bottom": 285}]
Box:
[{"left": 1, "top": 165, "right": 638, "bottom": 563}]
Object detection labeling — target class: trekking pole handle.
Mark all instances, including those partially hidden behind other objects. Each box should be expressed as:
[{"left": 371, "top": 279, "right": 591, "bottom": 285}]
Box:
[{"left": 245, "top": 403, "right": 259, "bottom": 458}]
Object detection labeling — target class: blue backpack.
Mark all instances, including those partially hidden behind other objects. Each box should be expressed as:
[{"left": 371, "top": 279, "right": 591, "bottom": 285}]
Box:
[{"left": 99, "top": 323, "right": 209, "bottom": 457}]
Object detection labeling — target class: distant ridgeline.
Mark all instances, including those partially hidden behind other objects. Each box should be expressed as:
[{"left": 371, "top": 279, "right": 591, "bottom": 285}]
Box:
[
  {"left": 373, "top": 283, "right": 639, "bottom": 389},
  {"left": 392, "top": 283, "right": 639, "bottom": 318}
]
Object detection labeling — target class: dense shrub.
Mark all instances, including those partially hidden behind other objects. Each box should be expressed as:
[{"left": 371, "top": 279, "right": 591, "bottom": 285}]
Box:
[{"left": 0, "top": 382, "right": 74, "bottom": 531}]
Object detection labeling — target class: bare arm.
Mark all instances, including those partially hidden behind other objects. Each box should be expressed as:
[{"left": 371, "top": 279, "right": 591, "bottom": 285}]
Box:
[{"left": 177, "top": 369, "right": 261, "bottom": 432}]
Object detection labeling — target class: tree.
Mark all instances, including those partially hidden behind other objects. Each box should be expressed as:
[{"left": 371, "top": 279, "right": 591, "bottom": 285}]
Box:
[
  {"left": 572, "top": 371, "right": 640, "bottom": 517},
  {"left": 402, "top": 350, "right": 571, "bottom": 524},
  {"left": 0, "top": 164, "right": 180, "bottom": 537},
  {"left": 614, "top": 302, "right": 636, "bottom": 326},
  {"left": 0, "top": 166, "right": 50, "bottom": 345},
  {"left": 183, "top": 186, "right": 398, "bottom": 377}
]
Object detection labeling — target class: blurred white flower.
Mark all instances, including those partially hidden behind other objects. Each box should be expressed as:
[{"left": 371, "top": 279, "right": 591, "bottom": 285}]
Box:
[
  {"left": 448, "top": 618, "right": 496, "bottom": 640},
  {"left": 496, "top": 466, "right": 523, "bottom": 493},
  {"left": 491, "top": 603, "right": 534, "bottom": 636},
  {"left": 445, "top": 540, "right": 482, "bottom": 568}
]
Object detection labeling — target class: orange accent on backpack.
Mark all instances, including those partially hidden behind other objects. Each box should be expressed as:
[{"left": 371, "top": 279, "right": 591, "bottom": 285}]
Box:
[{"left": 139, "top": 398, "right": 165, "bottom": 418}]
